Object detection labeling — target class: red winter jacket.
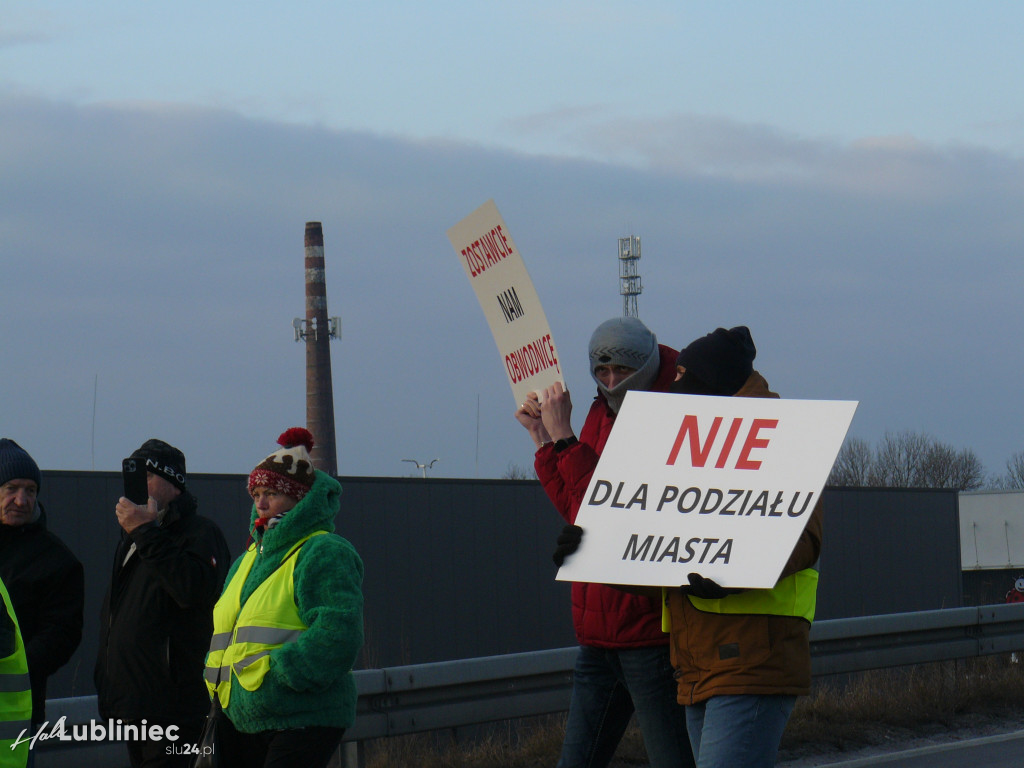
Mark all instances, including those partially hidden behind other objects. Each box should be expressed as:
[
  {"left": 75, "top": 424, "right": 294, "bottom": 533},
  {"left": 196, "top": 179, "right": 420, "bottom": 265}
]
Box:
[{"left": 535, "top": 344, "right": 677, "bottom": 648}]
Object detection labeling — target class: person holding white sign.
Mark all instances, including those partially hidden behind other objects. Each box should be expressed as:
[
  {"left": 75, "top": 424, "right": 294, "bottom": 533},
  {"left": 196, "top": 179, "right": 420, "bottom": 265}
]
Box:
[
  {"left": 667, "top": 327, "right": 823, "bottom": 768},
  {"left": 560, "top": 326, "right": 823, "bottom": 768},
  {"left": 515, "top": 317, "right": 693, "bottom": 768}
]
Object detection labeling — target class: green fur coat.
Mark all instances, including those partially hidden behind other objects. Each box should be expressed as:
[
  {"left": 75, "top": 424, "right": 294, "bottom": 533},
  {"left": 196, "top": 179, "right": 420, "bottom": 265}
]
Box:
[{"left": 219, "top": 470, "right": 364, "bottom": 733}]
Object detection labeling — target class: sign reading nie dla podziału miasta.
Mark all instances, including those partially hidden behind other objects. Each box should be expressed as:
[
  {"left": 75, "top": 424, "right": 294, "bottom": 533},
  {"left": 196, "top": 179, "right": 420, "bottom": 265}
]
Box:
[{"left": 556, "top": 392, "right": 857, "bottom": 588}]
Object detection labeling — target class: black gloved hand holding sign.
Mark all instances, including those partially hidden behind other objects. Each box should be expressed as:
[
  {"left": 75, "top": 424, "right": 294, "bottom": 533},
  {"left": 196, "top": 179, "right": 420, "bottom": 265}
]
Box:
[
  {"left": 682, "top": 572, "right": 745, "bottom": 600},
  {"left": 552, "top": 524, "right": 583, "bottom": 567}
]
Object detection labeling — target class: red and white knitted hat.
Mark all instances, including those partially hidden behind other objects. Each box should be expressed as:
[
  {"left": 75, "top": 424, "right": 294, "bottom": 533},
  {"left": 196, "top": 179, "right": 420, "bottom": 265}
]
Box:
[{"left": 247, "top": 428, "right": 317, "bottom": 501}]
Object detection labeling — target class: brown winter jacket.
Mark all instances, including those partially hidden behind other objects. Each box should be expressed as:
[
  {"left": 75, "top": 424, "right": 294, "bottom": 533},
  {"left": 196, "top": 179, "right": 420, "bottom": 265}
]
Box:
[{"left": 665, "top": 370, "right": 824, "bottom": 705}]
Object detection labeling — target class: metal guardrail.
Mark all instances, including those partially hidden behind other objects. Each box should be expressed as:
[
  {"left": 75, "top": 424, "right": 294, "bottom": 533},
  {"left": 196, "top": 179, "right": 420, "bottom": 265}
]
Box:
[
  {"left": 347, "top": 646, "right": 577, "bottom": 743},
  {"left": 809, "top": 602, "right": 1024, "bottom": 675},
  {"left": 32, "top": 604, "right": 1024, "bottom": 767}
]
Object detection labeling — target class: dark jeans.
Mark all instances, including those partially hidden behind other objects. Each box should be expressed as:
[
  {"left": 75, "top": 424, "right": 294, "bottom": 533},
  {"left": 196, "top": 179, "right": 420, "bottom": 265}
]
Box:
[
  {"left": 217, "top": 713, "right": 345, "bottom": 768},
  {"left": 557, "top": 645, "right": 693, "bottom": 768},
  {"left": 686, "top": 694, "right": 796, "bottom": 768}
]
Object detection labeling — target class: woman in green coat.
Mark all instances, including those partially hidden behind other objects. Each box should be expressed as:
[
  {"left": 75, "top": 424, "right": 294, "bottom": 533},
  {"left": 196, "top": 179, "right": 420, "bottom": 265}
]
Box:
[{"left": 206, "top": 428, "right": 364, "bottom": 768}]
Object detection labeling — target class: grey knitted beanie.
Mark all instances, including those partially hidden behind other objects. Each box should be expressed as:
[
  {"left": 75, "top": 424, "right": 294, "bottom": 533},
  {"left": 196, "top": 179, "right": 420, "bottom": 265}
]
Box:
[{"left": 588, "top": 317, "right": 660, "bottom": 412}]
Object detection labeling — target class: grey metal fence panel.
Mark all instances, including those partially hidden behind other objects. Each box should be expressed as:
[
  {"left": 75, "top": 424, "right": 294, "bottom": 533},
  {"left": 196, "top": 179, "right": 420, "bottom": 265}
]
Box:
[
  {"left": 963, "top": 567, "right": 1020, "bottom": 606},
  {"left": 33, "top": 473, "right": 965, "bottom": 708},
  {"left": 36, "top": 471, "right": 575, "bottom": 703},
  {"left": 815, "top": 487, "right": 962, "bottom": 620}
]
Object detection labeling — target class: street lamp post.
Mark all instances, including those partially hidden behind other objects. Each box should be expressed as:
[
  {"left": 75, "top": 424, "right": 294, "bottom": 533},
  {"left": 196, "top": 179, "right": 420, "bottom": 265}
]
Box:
[{"left": 401, "top": 458, "right": 439, "bottom": 479}]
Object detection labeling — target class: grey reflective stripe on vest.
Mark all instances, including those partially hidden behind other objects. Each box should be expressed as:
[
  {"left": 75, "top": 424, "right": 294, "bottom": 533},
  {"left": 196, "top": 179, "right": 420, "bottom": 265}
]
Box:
[
  {"left": 205, "top": 628, "right": 303, "bottom": 684},
  {"left": 204, "top": 648, "right": 275, "bottom": 685},
  {"left": 0, "top": 719, "right": 31, "bottom": 740},
  {"left": 233, "top": 626, "right": 304, "bottom": 645},
  {"left": 204, "top": 665, "right": 230, "bottom": 685},
  {"left": 208, "top": 631, "right": 232, "bottom": 652},
  {"left": 233, "top": 649, "right": 271, "bottom": 672},
  {"left": 0, "top": 672, "right": 30, "bottom": 693}
]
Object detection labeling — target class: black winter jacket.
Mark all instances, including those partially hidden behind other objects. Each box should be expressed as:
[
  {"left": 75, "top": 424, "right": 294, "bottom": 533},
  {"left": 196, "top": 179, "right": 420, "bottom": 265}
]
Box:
[
  {"left": 0, "top": 505, "right": 84, "bottom": 722},
  {"left": 95, "top": 492, "right": 230, "bottom": 723}
]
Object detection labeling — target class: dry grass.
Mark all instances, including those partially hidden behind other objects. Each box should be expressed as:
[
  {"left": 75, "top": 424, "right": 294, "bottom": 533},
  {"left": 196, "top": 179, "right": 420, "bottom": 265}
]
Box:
[
  {"left": 363, "top": 716, "right": 573, "bottom": 768},
  {"left": 361, "top": 655, "right": 1024, "bottom": 768},
  {"left": 780, "top": 654, "right": 1024, "bottom": 760},
  {"left": 362, "top": 715, "right": 652, "bottom": 768}
]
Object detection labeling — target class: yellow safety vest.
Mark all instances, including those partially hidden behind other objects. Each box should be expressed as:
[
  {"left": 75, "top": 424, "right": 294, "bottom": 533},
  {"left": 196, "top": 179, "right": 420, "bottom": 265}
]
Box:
[
  {"left": 663, "top": 568, "right": 818, "bottom": 632},
  {"left": 0, "top": 580, "right": 31, "bottom": 768},
  {"left": 205, "top": 532, "right": 324, "bottom": 709}
]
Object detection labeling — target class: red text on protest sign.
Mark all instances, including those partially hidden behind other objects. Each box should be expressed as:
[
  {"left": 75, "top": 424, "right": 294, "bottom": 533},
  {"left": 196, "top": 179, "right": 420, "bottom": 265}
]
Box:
[
  {"left": 665, "top": 415, "right": 779, "bottom": 470},
  {"left": 460, "top": 225, "right": 514, "bottom": 278}
]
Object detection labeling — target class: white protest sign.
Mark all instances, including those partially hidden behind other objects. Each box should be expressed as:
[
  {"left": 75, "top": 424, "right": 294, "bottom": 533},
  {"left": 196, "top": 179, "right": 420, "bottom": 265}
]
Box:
[
  {"left": 556, "top": 392, "right": 857, "bottom": 588},
  {"left": 447, "top": 200, "right": 564, "bottom": 405}
]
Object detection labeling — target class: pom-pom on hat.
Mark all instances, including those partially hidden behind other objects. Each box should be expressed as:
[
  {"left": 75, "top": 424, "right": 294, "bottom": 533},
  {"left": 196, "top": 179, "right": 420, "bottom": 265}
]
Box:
[{"left": 248, "top": 428, "right": 317, "bottom": 501}]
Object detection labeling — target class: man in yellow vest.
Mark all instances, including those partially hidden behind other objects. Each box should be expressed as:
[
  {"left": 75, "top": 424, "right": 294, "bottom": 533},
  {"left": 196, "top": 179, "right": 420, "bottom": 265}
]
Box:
[
  {"left": 0, "top": 575, "right": 31, "bottom": 768},
  {"left": 0, "top": 438, "right": 84, "bottom": 737}
]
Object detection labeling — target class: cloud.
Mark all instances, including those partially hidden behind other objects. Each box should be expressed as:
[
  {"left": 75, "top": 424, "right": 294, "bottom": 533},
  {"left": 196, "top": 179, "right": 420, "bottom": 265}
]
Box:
[
  {"left": 505, "top": 108, "right": 830, "bottom": 177},
  {"left": 2, "top": 93, "right": 1022, "bottom": 479},
  {"left": 506, "top": 108, "right": 1024, "bottom": 207},
  {"left": 0, "top": 30, "right": 50, "bottom": 49}
]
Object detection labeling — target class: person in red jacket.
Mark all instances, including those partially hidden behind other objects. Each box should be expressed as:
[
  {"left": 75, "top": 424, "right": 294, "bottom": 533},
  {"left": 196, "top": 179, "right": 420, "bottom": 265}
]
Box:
[{"left": 515, "top": 317, "right": 693, "bottom": 768}]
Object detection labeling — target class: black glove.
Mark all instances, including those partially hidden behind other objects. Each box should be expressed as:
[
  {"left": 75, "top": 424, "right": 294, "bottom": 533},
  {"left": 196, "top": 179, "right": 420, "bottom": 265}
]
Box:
[
  {"left": 552, "top": 524, "right": 583, "bottom": 567},
  {"left": 682, "top": 572, "right": 744, "bottom": 600}
]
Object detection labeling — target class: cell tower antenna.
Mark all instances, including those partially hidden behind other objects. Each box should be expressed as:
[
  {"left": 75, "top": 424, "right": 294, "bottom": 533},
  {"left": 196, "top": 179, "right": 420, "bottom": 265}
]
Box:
[{"left": 618, "top": 235, "right": 642, "bottom": 318}]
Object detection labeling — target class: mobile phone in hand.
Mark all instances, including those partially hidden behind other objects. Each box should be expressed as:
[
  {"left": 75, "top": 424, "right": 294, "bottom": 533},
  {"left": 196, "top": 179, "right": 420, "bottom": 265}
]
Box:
[{"left": 121, "top": 458, "right": 149, "bottom": 505}]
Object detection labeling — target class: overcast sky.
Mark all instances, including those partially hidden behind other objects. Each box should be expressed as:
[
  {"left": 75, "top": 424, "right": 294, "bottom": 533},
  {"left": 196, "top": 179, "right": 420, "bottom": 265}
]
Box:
[{"left": 2, "top": 2, "right": 1023, "bottom": 481}]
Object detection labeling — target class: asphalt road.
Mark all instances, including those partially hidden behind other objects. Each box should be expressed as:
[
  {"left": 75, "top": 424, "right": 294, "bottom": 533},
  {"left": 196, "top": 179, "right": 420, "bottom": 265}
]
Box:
[{"left": 805, "top": 729, "right": 1024, "bottom": 768}]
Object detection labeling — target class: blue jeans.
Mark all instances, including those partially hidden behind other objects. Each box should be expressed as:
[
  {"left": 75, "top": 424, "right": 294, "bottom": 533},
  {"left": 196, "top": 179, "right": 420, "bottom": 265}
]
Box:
[
  {"left": 557, "top": 645, "right": 693, "bottom": 768},
  {"left": 686, "top": 694, "right": 796, "bottom": 768}
]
